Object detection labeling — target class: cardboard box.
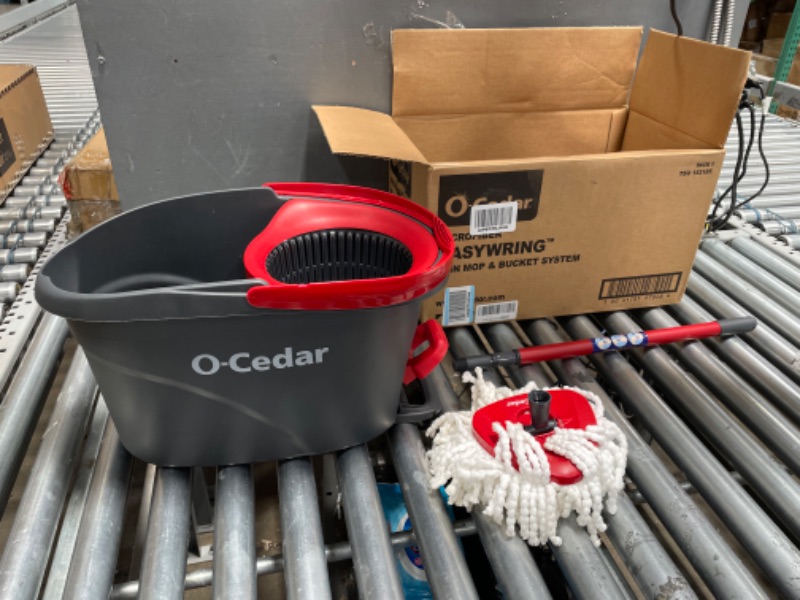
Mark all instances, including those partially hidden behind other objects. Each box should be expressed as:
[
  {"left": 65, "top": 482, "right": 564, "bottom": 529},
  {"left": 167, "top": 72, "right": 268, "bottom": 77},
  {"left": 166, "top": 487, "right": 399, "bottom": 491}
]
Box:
[
  {"left": 753, "top": 52, "right": 779, "bottom": 77},
  {"left": 741, "top": 0, "right": 767, "bottom": 42},
  {"left": 767, "top": 12, "right": 794, "bottom": 39},
  {"left": 0, "top": 65, "right": 53, "bottom": 202},
  {"left": 59, "top": 128, "right": 121, "bottom": 235},
  {"left": 60, "top": 128, "right": 119, "bottom": 201},
  {"left": 761, "top": 37, "right": 786, "bottom": 57},
  {"left": 314, "top": 28, "right": 750, "bottom": 324}
]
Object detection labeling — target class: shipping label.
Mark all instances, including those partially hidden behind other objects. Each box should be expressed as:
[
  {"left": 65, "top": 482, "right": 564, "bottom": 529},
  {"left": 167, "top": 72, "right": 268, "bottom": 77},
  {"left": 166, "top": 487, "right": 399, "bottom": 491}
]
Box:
[
  {"left": 443, "top": 285, "right": 475, "bottom": 326},
  {"left": 598, "top": 272, "right": 682, "bottom": 303}
]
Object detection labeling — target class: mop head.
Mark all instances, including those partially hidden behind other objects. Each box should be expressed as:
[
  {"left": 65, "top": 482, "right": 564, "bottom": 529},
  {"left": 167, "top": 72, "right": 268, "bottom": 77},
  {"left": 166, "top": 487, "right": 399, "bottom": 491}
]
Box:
[{"left": 426, "top": 369, "right": 627, "bottom": 546}]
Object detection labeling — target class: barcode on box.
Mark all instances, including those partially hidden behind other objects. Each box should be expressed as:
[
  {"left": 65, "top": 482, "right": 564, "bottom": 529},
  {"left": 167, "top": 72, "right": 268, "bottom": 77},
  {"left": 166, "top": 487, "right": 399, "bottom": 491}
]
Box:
[
  {"left": 443, "top": 285, "right": 474, "bottom": 326},
  {"left": 599, "top": 272, "right": 682, "bottom": 299},
  {"left": 475, "top": 300, "right": 518, "bottom": 324},
  {"left": 470, "top": 202, "right": 518, "bottom": 235}
]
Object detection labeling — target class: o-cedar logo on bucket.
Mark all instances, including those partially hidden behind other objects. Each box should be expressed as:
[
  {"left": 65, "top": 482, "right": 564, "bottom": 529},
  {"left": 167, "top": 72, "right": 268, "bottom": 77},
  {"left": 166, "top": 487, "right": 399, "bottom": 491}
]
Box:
[
  {"left": 192, "top": 347, "right": 329, "bottom": 375},
  {"left": 438, "top": 169, "right": 544, "bottom": 227}
]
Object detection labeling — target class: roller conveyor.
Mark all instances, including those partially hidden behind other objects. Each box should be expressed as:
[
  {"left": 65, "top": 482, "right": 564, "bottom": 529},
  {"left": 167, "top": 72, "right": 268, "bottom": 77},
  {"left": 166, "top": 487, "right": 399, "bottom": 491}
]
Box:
[{"left": 1, "top": 4, "right": 800, "bottom": 600}]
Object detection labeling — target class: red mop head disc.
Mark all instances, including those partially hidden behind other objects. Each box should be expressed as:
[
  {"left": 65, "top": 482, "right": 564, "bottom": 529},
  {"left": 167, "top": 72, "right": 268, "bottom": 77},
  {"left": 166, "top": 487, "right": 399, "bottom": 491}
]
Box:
[{"left": 471, "top": 389, "right": 597, "bottom": 484}]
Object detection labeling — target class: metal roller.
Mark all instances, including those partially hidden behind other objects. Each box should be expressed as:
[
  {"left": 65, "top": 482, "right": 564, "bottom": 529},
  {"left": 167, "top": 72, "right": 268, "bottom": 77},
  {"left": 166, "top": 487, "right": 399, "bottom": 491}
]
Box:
[
  {"left": 693, "top": 251, "right": 800, "bottom": 347},
  {"left": 0, "top": 208, "right": 24, "bottom": 221},
  {"left": 635, "top": 307, "right": 800, "bottom": 473},
  {"left": 702, "top": 240, "right": 800, "bottom": 318},
  {"left": 388, "top": 419, "right": 480, "bottom": 600},
  {"left": 756, "top": 220, "right": 800, "bottom": 235},
  {"left": 0, "top": 350, "right": 98, "bottom": 599},
  {"left": 728, "top": 235, "right": 800, "bottom": 291},
  {"left": 4, "top": 195, "right": 67, "bottom": 208},
  {"left": 0, "top": 263, "right": 31, "bottom": 283},
  {"left": 736, "top": 207, "right": 800, "bottom": 222},
  {"left": 336, "top": 445, "right": 405, "bottom": 600},
  {"left": 779, "top": 233, "right": 800, "bottom": 248},
  {"left": 0, "top": 247, "right": 40, "bottom": 265},
  {"left": 138, "top": 468, "right": 192, "bottom": 600},
  {"left": 212, "top": 464, "right": 257, "bottom": 600},
  {"left": 0, "top": 219, "right": 57, "bottom": 235},
  {"left": 277, "top": 458, "right": 333, "bottom": 600},
  {"left": 686, "top": 271, "right": 800, "bottom": 385},
  {"left": 25, "top": 206, "right": 64, "bottom": 220},
  {"left": 62, "top": 419, "right": 134, "bottom": 600},
  {"left": 668, "top": 295, "right": 800, "bottom": 425},
  {"left": 0, "top": 281, "right": 19, "bottom": 303}
]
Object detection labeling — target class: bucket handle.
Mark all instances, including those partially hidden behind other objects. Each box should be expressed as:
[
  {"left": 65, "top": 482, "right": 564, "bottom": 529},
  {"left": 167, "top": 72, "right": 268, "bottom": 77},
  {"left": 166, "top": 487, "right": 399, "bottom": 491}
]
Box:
[{"left": 403, "top": 320, "right": 448, "bottom": 384}]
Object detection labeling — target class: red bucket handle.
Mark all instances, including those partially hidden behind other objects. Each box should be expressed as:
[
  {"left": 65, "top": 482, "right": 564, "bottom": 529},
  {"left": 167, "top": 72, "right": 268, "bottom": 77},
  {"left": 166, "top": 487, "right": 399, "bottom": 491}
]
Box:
[{"left": 404, "top": 320, "right": 448, "bottom": 384}]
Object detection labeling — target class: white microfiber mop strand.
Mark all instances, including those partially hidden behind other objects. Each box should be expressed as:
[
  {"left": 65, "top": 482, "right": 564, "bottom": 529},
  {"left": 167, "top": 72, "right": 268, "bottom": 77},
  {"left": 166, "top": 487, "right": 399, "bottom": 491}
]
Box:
[{"left": 426, "top": 368, "right": 627, "bottom": 547}]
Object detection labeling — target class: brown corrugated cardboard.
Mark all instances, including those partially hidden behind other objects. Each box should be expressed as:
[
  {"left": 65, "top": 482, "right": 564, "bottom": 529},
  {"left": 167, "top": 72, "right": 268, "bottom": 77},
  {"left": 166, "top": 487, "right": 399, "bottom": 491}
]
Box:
[
  {"left": 314, "top": 28, "right": 750, "bottom": 324},
  {"left": 60, "top": 128, "right": 119, "bottom": 202},
  {"left": 0, "top": 65, "right": 53, "bottom": 202},
  {"left": 59, "top": 128, "right": 121, "bottom": 236},
  {"left": 767, "top": 12, "right": 794, "bottom": 39}
]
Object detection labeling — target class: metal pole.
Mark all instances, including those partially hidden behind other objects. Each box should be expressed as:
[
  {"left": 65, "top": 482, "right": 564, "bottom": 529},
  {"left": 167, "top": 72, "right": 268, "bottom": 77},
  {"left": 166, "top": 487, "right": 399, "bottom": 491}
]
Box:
[
  {"left": 693, "top": 251, "right": 800, "bottom": 346},
  {"left": 448, "top": 326, "right": 633, "bottom": 600},
  {"left": 110, "top": 519, "right": 480, "bottom": 598},
  {"left": 565, "top": 315, "right": 800, "bottom": 599},
  {"left": 480, "top": 324, "right": 696, "bottom": 600},
  {"left": 686, "top": 271, "right": 800, "bottom": 385},
  {"left": 42, "top": 401, "right": 110, "bottom": 600},
  {"left": 336, "top": 445, "right": 404, "bottom": 600},
  {"left": 129, "top": 464, "right": 157, "bottom": 579},
  {"left": 667, "top": 296, "right": 800, "bottom": 424},
  {"left": 138, "top": 467, "right": 192, "bottom": 600},
  {"left": 278, "top": 458, "right": 333, "bottom": 600},
  {"left": 0, "top": 313, "right": 68, "bottom": 515},
  {"left": 388, "top": 422, "right": 480, "bottom": 600},
  {"left": 212, "top": 465, "right": 257, "bottom": 600},
  {"left": 62, "top": 418, "right": 134, "bottom": 600},
  {"left": 421, "top": 367, "right": 553, "bottom": 600},
  {"left": 729, "top": 235, "right": 800, "bottom": 291},
  {"left": 0, "top": 349, "right": 98, "bottom": 600},
  {"left": 702, "top": 239, "right": 800, "bottom": 318},
  {"left": 636, "top": 307, "right": 800, "bottom": 473},
  {"left": 527, "top": 318, "right": 768, "bottom": 600}
]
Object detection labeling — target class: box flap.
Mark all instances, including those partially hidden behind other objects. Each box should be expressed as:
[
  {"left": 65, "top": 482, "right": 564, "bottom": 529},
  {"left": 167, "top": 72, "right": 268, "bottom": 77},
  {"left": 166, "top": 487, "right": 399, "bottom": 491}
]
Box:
[
  {"left": 624, "top": 31, "right": 750, "bottom": 150},
  {"left": 312, "top": 106, "right": 428, "bottom": 164},
  {"left": 391, "top": 28, "right": 642, "bottom": 117},
  {"left": 395, "top": 108, "right": 627, "bottom": 163}
]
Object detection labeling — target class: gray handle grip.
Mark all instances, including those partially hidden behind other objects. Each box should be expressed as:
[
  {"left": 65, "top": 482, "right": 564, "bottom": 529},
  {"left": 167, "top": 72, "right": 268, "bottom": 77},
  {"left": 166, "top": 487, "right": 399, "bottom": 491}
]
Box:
[{"left": 719, "top": 317, "right": 758, "bottom": 336}]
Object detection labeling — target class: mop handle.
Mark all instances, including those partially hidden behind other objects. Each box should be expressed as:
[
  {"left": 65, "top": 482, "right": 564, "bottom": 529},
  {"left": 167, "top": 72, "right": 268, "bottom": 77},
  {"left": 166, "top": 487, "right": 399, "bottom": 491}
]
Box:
[{"left": 453, "top": 317, "right": 757, "bottom": 371}]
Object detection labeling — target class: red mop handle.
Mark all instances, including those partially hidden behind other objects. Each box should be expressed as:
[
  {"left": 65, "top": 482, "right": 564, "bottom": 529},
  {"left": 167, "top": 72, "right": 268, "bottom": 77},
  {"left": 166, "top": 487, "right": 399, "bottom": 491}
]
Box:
[{"left": 453, "top": 317, "right": 756, "bottom": 371}]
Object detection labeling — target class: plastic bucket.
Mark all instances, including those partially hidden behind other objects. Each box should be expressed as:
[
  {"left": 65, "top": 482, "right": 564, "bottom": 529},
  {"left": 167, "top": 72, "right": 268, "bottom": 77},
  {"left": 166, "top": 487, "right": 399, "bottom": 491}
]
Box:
[{"left": 36, "top": 184, "right": 453, "bottom": 466}]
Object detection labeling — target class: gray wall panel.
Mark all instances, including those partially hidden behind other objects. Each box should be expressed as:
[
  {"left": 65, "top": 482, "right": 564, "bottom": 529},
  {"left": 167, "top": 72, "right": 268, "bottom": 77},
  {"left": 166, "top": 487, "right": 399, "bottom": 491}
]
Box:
[{"left": 76, "top": 0, "right": 739, "bottom": 209}]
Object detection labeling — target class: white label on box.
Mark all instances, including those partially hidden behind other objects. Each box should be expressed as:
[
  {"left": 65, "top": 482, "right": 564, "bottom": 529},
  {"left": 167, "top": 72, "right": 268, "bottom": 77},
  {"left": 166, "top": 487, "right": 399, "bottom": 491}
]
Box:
[
  {"left": 470, "top": 201, "right": 518, "bottom": 235},
  {"left": 475, "top": 300, "right": 519, "bottom": 323},
  {"left": 443, "top": 285, "right": 474, "bottom": 326}
]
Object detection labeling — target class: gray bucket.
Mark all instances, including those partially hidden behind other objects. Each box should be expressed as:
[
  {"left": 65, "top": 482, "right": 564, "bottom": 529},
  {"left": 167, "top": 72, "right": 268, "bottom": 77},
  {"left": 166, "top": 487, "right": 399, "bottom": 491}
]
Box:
[{"left": 36, "top": 185, "right": 453, "bottom": 466}]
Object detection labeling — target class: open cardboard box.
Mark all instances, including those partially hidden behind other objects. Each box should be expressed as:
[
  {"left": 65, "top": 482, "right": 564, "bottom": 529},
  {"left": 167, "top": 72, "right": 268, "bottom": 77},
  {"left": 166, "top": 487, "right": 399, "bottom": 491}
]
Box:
[{"left": 314, "top": 28, "right": 750, "bottom": 324}]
